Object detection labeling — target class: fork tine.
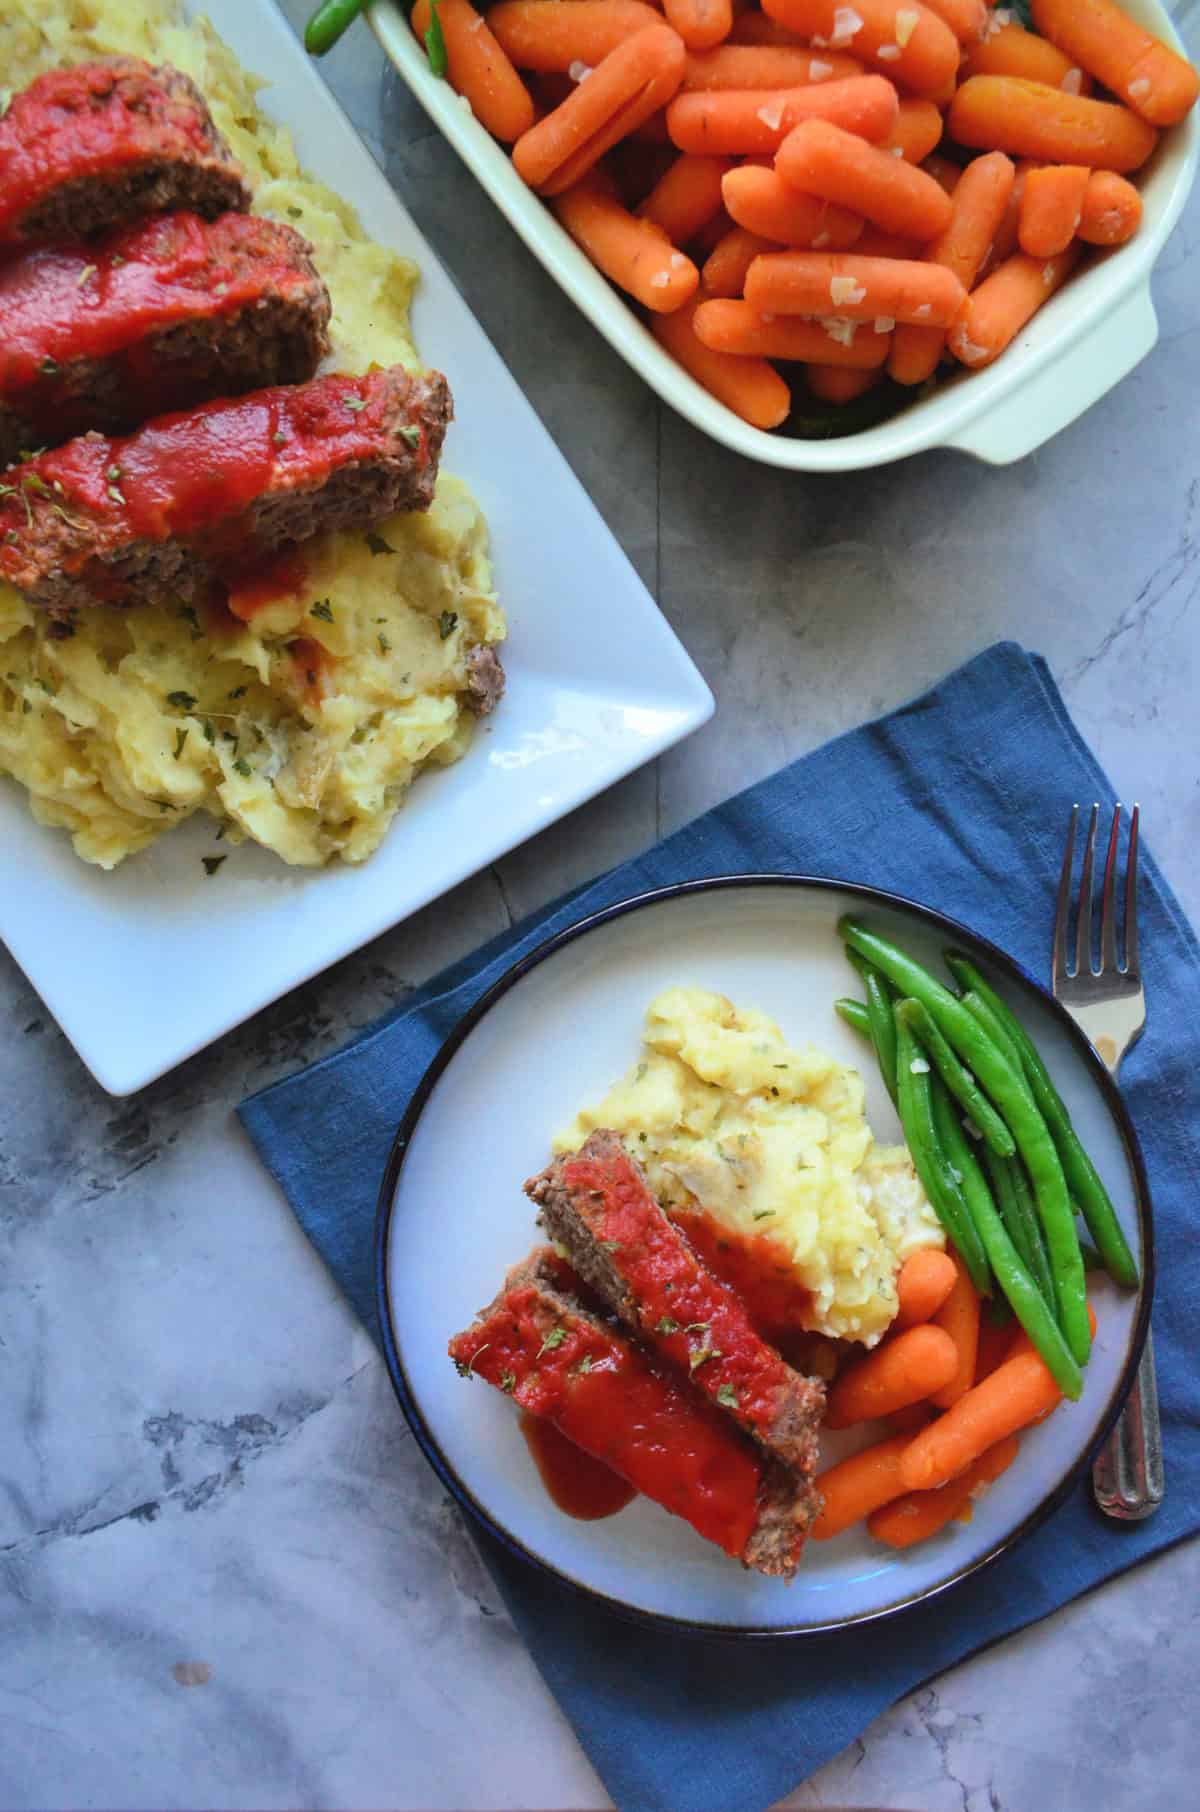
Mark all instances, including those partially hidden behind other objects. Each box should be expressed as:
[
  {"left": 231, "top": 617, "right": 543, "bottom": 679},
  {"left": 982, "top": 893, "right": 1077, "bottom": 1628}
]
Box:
[
  {"left": 1124, "top": 803, "right": 1141, "bottom": 978},
  {"left": 1053, "top": 803, "right": 1078, "bottom": 988},
  {"left": 1076, "top": 803, "right": 1100, "bottom": 976},
  {"left": 1099, "top": 804, "right": 1121, "bottom": 974}
]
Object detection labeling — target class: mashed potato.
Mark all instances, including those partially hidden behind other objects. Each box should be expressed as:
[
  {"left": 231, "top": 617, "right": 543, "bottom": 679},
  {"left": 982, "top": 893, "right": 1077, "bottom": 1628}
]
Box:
[
  {"left": 557, "top": 987, "right": 944, "bottom": 1347},
  {"left": 0, "top": 0, "right": 504, "bottom": 867}
]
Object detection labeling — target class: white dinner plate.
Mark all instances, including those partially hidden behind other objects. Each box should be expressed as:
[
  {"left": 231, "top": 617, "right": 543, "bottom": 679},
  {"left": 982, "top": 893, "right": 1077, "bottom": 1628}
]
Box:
[
  {"left": 0, "top": 0, "right": 712, "bottom": 1096},
  {"left": 377, "top": 877, "right": 1151, "bottom": 1636}
]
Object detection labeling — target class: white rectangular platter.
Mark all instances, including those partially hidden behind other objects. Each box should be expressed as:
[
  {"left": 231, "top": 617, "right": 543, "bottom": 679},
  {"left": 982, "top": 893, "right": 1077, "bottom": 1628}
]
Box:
[{"left": 0, "top": 0, "right": 713, "bottom": 1097}]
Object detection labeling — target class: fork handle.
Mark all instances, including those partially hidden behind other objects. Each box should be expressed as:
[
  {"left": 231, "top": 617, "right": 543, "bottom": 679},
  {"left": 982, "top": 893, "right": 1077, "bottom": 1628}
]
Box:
[{"left": 1092, "top": 1329, "right": 1164, "bottom": 1520}]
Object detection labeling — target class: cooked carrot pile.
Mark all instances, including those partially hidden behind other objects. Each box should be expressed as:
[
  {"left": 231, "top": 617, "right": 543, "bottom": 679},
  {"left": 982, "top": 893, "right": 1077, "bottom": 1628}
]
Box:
[{"left": 410, "top": 0, "right": 1197, "bottom": 433}]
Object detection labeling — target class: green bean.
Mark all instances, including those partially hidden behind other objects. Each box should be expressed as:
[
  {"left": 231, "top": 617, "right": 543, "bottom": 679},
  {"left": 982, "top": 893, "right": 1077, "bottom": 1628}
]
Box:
[
  {"left": 932, "top": 1081, "right": 1082, "bottom": 1400},
  {"left": 835, "top": 998, "right": 872, "bottom": 1037},
  {"left": 982, "top": 1148, "right": 1055, "bottom": 1308},
  {"left": 839, "top": 919, "right": 1090, "bottom": 1364},
  {"left": 895, "top": 999, "right": 1015, "bottom": 1157},
  {"left": 946, "top": 951, "right": 1138, "bottom": 1289},
  {"left": 304, "top": 0, "right": 365, "bottom": 55},
  {"left": 894, "top": 1010, "right": 991, "bottom": 1296},
  {"left": 959, "top": 989, "right": 1030, "bottom": 1086},
  {"left": 1078, "top": 1238, "right": 1104, "bottom": 1272},
  {"left": 847, "top": 950, "right": 898, "bottom": 1103}
]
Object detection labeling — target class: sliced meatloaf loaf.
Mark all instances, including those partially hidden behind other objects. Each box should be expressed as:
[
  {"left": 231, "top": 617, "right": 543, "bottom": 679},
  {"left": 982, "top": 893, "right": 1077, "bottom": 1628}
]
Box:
[
  {"left": 0, "top": 365, "right": 451, "bottom": 613},
  {"left": 0, "top": 211, "right": 330, "bottom": 468},
  {"left": 0, "top": 59, "right": 250, "bottom": 247},
  {"left": 449, "top": 1246, "right": 812, "bottom": 1578},
  {"left": 527, "top": 1130, "right": 825, "bottom": 1509}
]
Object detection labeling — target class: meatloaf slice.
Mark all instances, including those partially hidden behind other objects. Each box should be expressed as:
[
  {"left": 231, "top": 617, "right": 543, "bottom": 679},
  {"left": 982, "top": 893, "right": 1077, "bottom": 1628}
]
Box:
[
  {"left": 0, "top": 59, "right": 249, "bottom": 247},
  {"left": 527, "top": 1131, "right": 825, "bottom": 1511},
  {"left": 0, "top": 211, "right": 331, "bottom": 469},
  {"left": 0, "top": 365, "right": 452, "bottom": 613},
  {"left": 449, "top": 1247, "right": 811, "bottom": 1578}
]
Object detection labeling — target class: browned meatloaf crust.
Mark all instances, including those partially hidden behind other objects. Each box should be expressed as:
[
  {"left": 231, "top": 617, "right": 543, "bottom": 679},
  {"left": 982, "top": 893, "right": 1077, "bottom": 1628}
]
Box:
[
  {"left": 0, "top": 365, "right": 452, "bottom": 613},
  {"left": 449, "top": 1247, "right": 811, "bottom": 1578},
  {"left": 527, "top": 1130, "right": 825, "bottom": 1519},
  {"left": 0, "top": 212, "right": 331, "bottom": 469},
  {"left": 0, "top": 59, "right": 250, "bottom": 247}
]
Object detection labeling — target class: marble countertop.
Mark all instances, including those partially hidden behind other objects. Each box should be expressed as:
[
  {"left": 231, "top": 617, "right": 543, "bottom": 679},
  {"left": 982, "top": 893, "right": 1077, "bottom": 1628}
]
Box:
[{"left": 3, "top": 3, "right": 1199, "bottom": 1807}]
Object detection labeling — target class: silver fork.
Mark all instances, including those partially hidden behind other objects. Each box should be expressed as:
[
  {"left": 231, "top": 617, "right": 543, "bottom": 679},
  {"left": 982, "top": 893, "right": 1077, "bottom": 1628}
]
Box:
[{"left": 1052, "top": 802, "right": 1163, "bottom": 1521}]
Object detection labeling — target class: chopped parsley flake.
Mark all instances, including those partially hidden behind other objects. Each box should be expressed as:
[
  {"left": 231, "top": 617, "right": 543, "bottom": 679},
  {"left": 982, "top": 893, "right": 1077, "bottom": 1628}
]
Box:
[
  {"left": 397, "top": 424, "right": 421, "bottom": 448},
  {"left": 39, "top": 357, "right": 59, "bottom": 377},
  {"left": 228, "top": 685, "right": 247, "bottom": 700},
  {"left": 689, "top": 1346, "right": 720, "bottom": 1373},
  {"left": 500, "top": 1370, "right": 517, "bottom": 1393},
  {"left": 166, "top": 690, "right": 196, "bottom": 710},
  {"left": 537, "top": 1326, "right": 568, "bottom": 1358},
  {"left": 438, "top": 609, "right": 458, "bottom": 640},
  {"left": 684, "top": 1322, "right": 710, "bottom": 1334},
  {"left": 575, "top": 1353, "right": 594, "bottom": 1375},
  {"left": 232, "top": 756, "right": 252, "bottom": 778},
  {"left": 310, "top": 599, "right": 334, "bottom": 623},
  {"left": 655, "top": 1317, "right": 680, "bottom": 1335},
  {"left": 716, "top": 1384, "right": 740, "bottom": 1408},
  {"left": 378, "top": 633, "right": 391, "bottom": 655},
  {"left": 365, "top": 532, "right": 395, "bottom": 557},
  {"left": 172, "top": 728, "right": 188, "bottom": 761},
  {"left": 202, "top": 855, "right": 226, "bottom": 877},
  {"left": 599, "top": 1239, "right": 621, "bottom": 1253},
  {"left": 202, "top": 720, "right": 215, "bottom": 744},
  {"left": 342, "top": 395, "right": 367, "bottom": 413},
  {"left": 752, "top": 1209, "right": 776, "bottom": 1221}
]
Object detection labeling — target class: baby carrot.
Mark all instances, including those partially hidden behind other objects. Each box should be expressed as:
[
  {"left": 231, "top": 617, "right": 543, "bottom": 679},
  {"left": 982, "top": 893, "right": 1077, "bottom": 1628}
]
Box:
[
  {"left": 948, "top": 244, "right": 1080, "bottom": 367},
  {"left": 666, "top": 73, "right": 898, "bottom": 153},
  {"left": 761, "top": 0, "right": 960, "bottom": 98},
  {"left": 974, "top": 1317, "right": 1020, "bottom": 1384},
  {"left": 651, "top": 296, "right": 792, "bottom": 424},
  {"left": 1018, "top": 163, "right": 1090, "bottom": 258},
  {"left": 682, "top": 44, "right": 863, "bottom": 89},
  {"left": 487, "top": 1, "right": 661, "bottom": 73},
  {"left": 826, "top": 1323, "right": 959, "bottom": 1428},
  {"left": 729, "top": 14, "right": 805, "bottom": 47},
  {"left": 868, "top": 1433, "right": 1020, "bottom": 1548},
  {"left": 901, "top": 1348, "right": 1062, "bottom": 1491},
  {"left": 810, "top": 1431, "right": 914, "bottom": 1539},
  {"left": 854, "top": 226, "right": 923, "bottom": 257},
  {"left": 1078, "top": 170, "right": 1143, "bottom": 246},
  {"left": 746, "top": 249, "right": 966, "bottom": 323},
  {"left": 949, "top": 76, "right": 1159, "bottom": 174},
  {"left": 638, "top": 152, "right": 733, "bottom": 240},
  {"left": 553, "top": 177, "right": 700, "bottom": 309},
  {"left": 513, "top": 24, "right": 687, "bottom": 194},
  {"left": 889, "top": 148, "right": 1013, "bottom": 384},
  {"left": 919, "top": 0, "right": 987, "bottom": 43},
  {"left": 701, "top": 223, "right": 773, "bottom": 293},
  {"left": 894, "top": 1248, "right": 959, "bottom": 1329},
  {"left": 663, "top": 0, "right": 733, "bottom": 53},
  {"left": 693, "top": 298, "right": 891, "bottom": 362},
  {"left": 777, "top": 119, "right": 954, "bottom": 241},
  {"left": 412, "top": 0, "right": 535, "bottom": 143},
  {"left": 806, "top": 363, "right": 880, "bottom": 403},
  {"left": 963, "top": 21, "right": 1092, "bottom": 96},
  {"left": 1031, "top": 0, "right": 1200, "bottom": 129},
  {"left": 922, "top": 155, "right": 962, "bottom": 195},
  {"left": 928, "top": 1252, "right": 981, "bottom": 1410},
  {"left": 722, "top": 164, "right": 864, "bottom": 245},
  {"left": 879, "top": 98, "right": 945, "bottom": 165}
]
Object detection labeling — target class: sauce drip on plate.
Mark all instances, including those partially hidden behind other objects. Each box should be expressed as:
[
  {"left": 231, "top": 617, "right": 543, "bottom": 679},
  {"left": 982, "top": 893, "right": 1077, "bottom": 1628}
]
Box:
[{"left": 519, "top": 1412, "right": 636, "bottom": 1521}]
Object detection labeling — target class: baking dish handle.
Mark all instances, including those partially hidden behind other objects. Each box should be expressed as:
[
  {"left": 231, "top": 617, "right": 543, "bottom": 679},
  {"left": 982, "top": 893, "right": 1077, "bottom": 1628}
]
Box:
[{"left": 941, "top": 282, "right": 1160, "bottom": 466}]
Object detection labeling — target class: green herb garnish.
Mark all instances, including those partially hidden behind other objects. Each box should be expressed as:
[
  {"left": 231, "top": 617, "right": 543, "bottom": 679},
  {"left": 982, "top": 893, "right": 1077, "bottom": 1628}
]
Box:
[
  {"left": 365, "top": 532, "right": 395, "bottom": 557},
  {"left": 397, "top": 424, "right": 421, "bottom": 448},
  {"left": 655, "top": 1317, "right": 680, "bottom": 1335},
  {"left": 537, "top": 1326, "right": 568, "bottom": 1358},
  {"left": 232, "top": 756, "right": 252, "bottom": 778},
  {"left": 378, "top": 633, "right": 391, "bottom": 655},
  {"left": 424, "top": 0, "right": 448, "bottom": 78},
  {"left": 689, "top": 1346, "right": 720, "bottom": 1373},
  {"left": 342, "top": 395, "right": 367, "bottom": 413},
  {"left": 167, "top": 690, "right": 197, "bottom": 710},
  {"left": 173, "top": 728, "right": 188, "bottom": 761},
  {"left": 500, "top": 1371, "right": 517, "bottom": 1394},
  {"left": 202, "top": 855, "right": 226, "bottom": 877},
  {"left": 438, "top": 609, "right": 458, "bottom": 640},
  {"left": 310, "top": 599, "right": 334, "bottom": 623},
  {"left": 716, "top": 1384, "right": 740, "bottom": 1409},
  {"left": 752, "top": 1209, "right": 776, "bottom": 1221}
]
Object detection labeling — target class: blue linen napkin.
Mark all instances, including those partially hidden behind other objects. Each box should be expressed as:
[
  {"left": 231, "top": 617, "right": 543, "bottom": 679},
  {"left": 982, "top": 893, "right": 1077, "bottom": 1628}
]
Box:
[{"left": 239, "top": 642, "right": 1200, "bottom": 1812}]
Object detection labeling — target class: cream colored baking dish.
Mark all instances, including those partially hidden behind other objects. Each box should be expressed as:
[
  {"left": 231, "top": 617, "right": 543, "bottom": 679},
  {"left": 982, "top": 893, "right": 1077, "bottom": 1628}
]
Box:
[{"left": 368, "top": 0, "right": 1198, "bottom": 468}]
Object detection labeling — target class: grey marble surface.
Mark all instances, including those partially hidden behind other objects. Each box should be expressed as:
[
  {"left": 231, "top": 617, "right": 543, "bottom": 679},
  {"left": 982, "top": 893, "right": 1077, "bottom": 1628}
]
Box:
[{"left": 3, "top": 2, "right": 1199, "bottom": 1808}]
